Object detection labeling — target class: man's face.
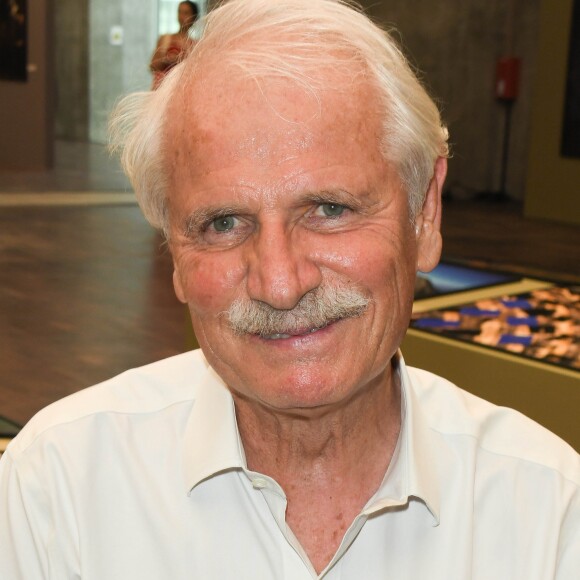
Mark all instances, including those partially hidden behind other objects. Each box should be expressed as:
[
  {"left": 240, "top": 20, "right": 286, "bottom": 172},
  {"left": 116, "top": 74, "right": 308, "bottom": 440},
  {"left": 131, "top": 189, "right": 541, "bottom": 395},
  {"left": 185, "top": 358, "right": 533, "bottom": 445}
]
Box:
[{"left": 166, "top": 67, "right": 443, "bottom": 412}]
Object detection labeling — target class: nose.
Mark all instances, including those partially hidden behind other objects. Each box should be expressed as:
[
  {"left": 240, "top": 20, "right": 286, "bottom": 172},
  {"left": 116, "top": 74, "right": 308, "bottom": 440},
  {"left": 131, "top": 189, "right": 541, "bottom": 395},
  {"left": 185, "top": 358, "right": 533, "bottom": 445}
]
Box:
[{"left": 246, "top": 222, "right": 322, "bottom": 310}]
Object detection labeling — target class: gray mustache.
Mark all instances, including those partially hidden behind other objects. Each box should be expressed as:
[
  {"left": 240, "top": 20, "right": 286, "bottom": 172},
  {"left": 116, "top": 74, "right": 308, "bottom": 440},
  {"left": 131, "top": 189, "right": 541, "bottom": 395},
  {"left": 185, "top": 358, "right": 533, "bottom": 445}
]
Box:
[{"left": 226, "top": 282, "right": 370, "bottom": 337}]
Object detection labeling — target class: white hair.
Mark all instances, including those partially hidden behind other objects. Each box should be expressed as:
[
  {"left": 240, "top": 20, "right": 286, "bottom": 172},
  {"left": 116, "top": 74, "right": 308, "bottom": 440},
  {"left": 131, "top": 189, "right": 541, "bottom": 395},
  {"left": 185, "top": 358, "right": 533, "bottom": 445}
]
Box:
[{"left": 109, "top": 0, "right": 449, "bottom": 236}]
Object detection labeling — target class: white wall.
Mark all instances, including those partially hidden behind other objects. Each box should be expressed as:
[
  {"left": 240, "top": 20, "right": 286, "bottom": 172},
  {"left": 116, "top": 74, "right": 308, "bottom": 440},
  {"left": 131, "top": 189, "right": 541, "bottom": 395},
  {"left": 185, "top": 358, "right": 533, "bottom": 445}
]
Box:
[{"left": 89, "top": 0, "right": 158, "bottom": 143}]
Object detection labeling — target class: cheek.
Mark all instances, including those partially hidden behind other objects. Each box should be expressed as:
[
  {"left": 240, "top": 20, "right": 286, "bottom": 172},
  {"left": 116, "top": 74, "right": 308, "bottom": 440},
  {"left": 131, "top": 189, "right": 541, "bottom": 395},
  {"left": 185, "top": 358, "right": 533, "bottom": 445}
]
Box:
[
  {"left": 313, "top": 226, "right": 416, "bottom": 286},
  {"left": 176, "top": 252, "right": 247, "bottom": 312}
]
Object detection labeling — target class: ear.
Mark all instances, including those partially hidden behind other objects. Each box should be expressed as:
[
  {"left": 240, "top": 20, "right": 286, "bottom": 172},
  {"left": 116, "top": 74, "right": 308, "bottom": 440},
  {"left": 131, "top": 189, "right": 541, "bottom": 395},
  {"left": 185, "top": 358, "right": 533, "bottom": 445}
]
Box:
[
  {"left": 415, "top": 157, "right": 447, "bottom": 273},
  {"left": 173, "top": 268, "right": 187, "bottom": 304}
]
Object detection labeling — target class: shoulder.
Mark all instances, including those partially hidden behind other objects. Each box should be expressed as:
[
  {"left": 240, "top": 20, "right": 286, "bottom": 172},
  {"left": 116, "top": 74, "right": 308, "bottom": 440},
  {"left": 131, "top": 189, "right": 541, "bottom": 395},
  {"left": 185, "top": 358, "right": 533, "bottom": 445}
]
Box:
[
  {"left": 7, "top": 350, "right": 210, "bottom": 458},
  {"left": 406, "top": 365, "right": 580, "bottom": 486}
]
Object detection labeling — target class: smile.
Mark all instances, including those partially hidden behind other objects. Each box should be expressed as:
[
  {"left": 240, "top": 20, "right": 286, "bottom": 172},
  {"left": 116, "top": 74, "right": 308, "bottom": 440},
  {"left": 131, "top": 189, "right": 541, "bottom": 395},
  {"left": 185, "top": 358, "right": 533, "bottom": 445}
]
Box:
[{"left": 261, "top": 322, "right": 333, "bottom": 341}]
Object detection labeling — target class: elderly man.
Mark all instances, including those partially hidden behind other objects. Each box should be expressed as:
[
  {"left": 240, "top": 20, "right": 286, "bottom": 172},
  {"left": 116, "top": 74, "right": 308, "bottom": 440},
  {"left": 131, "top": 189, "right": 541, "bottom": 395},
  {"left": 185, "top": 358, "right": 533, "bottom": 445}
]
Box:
[{"left": 1, "top": 0, "right": 578, "bottom": 578}]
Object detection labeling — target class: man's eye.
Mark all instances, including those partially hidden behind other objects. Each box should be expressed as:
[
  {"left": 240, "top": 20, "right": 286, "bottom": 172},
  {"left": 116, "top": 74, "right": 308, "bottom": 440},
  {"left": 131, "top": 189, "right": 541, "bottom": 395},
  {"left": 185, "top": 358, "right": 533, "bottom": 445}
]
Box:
[
  {"left": 319, "top": 203, "right": 345, "bottom": 217},
  {"left": 212, "top": 216, "right": 237, "bottom": 232}
]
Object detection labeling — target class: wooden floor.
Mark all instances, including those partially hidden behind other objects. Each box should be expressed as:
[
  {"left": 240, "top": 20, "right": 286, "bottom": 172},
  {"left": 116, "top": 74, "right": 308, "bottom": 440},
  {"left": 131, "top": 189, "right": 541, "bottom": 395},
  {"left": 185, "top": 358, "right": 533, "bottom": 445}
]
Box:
[
  {"left": 0, "top": 142, "right": 579, "bottom": 426},
  {"left": 0, "top": 203, "right": 183, "bottom": 425}
]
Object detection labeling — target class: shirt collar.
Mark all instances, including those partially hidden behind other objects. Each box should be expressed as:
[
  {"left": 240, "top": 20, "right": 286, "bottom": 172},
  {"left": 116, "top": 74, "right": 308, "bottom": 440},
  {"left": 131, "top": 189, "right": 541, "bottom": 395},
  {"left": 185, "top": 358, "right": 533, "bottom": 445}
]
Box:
[
  {"left": 182, "top": 352, "right": 442, "bottom": 526},
  {"left": 366, "top": 352, "right": 441, "bottom": 525},
  {"left": 182, "top": 359, "right": 246, "bottom": 493}
]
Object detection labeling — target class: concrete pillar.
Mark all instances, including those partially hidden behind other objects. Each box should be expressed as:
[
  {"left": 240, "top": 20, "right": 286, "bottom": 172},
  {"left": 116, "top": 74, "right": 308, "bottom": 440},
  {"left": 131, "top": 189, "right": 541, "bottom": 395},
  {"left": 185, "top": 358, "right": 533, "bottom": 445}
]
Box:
[{"left": 54, "top": 0, "right": 89, "bottom": 141}]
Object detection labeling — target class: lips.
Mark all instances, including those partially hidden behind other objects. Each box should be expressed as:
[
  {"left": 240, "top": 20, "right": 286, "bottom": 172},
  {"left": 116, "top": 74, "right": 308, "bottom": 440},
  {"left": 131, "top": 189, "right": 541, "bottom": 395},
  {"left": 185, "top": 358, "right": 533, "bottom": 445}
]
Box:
[{"left": 260, "top": 321, "right": 332, "bottom": 340}]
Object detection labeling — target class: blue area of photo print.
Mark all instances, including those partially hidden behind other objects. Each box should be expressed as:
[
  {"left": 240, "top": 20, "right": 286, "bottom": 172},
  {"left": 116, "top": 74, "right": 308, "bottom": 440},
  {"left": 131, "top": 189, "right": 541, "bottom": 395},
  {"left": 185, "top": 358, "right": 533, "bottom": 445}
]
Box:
[{"left": 423, "top": 262, "right": 519, "bottom": 294}]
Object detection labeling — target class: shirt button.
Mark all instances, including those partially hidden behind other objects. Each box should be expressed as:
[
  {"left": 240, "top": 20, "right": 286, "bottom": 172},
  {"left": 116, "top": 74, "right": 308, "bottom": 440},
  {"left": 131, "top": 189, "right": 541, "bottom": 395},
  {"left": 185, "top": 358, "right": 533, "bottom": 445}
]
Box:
[{"left": 252, "top": 477, "right": 268, "bottom": 489}]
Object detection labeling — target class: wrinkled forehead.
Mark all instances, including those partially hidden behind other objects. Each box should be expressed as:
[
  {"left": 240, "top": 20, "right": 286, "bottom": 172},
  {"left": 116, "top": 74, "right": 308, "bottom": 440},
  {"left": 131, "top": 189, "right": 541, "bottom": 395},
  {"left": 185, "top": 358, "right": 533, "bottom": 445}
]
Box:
[{"left": 162, "top": 59, "right": 384, "bottom": 171}]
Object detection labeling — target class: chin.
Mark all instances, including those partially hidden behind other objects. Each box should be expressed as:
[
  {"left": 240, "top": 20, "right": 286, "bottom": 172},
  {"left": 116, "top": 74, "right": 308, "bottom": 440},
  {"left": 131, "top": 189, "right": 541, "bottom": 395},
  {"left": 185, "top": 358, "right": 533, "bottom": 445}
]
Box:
[{"left": 230, "top": 363, "right": 364, "bottom": 413}]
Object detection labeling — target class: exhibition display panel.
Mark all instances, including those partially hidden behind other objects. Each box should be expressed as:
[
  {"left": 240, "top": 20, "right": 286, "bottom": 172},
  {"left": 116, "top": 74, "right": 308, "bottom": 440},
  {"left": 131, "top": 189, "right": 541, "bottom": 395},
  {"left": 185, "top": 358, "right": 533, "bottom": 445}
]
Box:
[{"left": 404, "top": 263, "right": 579, "bottom": 450}]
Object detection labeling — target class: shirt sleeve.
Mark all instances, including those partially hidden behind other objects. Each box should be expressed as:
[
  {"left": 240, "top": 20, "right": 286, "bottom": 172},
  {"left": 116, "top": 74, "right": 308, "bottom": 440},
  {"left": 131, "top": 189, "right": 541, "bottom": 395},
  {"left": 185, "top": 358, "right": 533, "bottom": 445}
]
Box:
[{"left": 0, "top": 450, "right": 49, "bottom": 579}]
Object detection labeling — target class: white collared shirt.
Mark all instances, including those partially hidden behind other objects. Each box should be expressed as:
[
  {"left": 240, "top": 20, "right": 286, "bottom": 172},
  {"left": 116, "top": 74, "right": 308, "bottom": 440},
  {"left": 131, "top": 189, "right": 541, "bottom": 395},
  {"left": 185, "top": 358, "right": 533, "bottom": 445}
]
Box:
[{"left": 0, "top": 350, "right": 578, "bottom": 579}]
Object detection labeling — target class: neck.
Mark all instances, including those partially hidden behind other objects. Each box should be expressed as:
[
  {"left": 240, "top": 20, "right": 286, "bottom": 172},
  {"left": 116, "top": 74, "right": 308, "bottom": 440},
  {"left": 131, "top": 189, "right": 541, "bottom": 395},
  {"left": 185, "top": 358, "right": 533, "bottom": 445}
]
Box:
[{"left": 234, "top": 360, "right": 401, "bottom": 491}]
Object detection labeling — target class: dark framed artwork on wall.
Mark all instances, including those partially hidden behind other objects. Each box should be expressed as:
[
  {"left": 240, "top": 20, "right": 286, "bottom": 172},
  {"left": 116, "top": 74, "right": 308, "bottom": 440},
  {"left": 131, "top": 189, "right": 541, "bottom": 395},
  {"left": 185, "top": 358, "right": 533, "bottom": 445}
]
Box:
[
  {"left": 525, "top": 0, "right": 580, "bottom": 225},
  {"left": 562, "top": 0, "right": 580, "bottom": 158},
  {"left": 0, "top": 0, "right": 27, "bottom": 82}
]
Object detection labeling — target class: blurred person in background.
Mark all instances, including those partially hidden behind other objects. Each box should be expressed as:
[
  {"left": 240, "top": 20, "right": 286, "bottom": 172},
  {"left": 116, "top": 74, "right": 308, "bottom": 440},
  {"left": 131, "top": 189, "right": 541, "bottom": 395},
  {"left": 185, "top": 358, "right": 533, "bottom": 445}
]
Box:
[{"left": 150, "top": 0, "right": 198, "bottom": 90}]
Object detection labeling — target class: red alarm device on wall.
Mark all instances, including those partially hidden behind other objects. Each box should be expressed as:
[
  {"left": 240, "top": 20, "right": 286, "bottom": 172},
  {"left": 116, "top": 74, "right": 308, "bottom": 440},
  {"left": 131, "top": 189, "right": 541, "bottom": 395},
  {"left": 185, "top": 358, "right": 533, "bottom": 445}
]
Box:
[{"left": 495, "top": 56, "right": 521, "bottom": 101}]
